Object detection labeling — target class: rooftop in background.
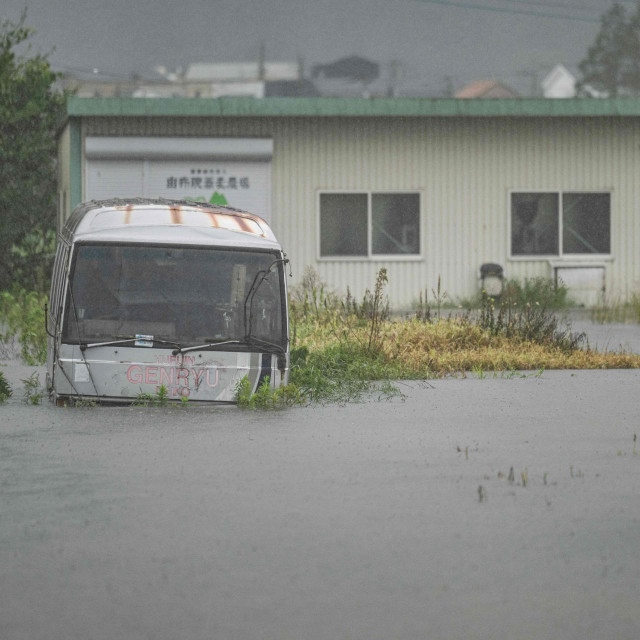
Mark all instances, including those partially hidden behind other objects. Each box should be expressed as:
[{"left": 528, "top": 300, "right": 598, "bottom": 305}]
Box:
[
  {"left": 65, "top": 96, "right": 640, "bottom": 118},
  {"left": 184, "top": 62, "right": 300, "bottom": 82},
  {"left": 455, "top": 80, "right": 520, "bottom": 99},
  {"left": 541, "top": 64, "right": 577, "bottom": 99}
]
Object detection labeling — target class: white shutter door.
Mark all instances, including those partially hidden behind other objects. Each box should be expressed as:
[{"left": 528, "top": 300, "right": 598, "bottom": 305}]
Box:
[
  {"left": 146, "top": 160, "right": 271, "bottom": 221},
  {"left": 85, "top": 160, "right": 145, "bottom": 201},
  {"left": 84, "top": 159, "right": 271, "bottom": 221},
  {"left": 556, "top": 267, "right": 605, "bottom": 307}
]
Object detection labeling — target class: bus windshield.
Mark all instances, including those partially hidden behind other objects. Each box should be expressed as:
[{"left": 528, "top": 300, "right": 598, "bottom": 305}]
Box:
[{"left": 62, "top": 244, "right": 284, "bottom": 348}]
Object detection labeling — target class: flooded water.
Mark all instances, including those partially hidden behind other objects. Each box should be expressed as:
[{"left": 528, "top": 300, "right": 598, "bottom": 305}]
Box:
[{"left": 1, "top": 361, "right": 640, "bottom": 639}]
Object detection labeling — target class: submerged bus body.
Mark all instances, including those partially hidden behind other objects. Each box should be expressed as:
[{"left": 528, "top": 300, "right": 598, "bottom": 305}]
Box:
[{"left": 47, "top": 199, "right": 289, "bottom": 404}]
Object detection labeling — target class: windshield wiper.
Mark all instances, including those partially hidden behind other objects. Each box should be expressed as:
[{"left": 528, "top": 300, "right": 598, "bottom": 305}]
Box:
[
  {"left": 80, "top": 336, "right": 182, "bottom": 351},
  {"left": 172, "top": 336, "right": 285, "bottom": 356}
]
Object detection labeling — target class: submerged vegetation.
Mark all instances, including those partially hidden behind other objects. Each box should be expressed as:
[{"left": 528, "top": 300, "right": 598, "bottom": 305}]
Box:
[
  {"left": 277, "top": 268, "right": 640, "bottom": 406},
  {"left": 0, "top": 370, "right": 12, "bottom": 403},
  {"left": 591, "top": 293, "right": 640, "bottom": 325},
  {"left": 0, "top": 288, "right": 48, "bottom": 365},
  {"left": 2, "top": 270, "right": 640, "bottom": 409},
  {"left": 459, "top": 276, "right": 572, "bottom": 311}
]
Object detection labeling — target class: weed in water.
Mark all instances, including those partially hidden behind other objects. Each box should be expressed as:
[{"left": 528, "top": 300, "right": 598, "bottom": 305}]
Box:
[
  {"left": 591, "top": 293, "right": 640, "bottom": 325},
  {"left": 0, "top": 288, "right": 48, "bottom": 365},
  {"left": 155, "top": 385, "right": 169, "bottom": 406},
  {"left": 502, "top": 277, "right": 571, "bottom": 310},
  {"left": 508, "top": 467, "right": 515, "bottom": 484},
  {"left": 0, "top": 370, "right": 12, "bottom": 403},
  {"left": 133, "top": 392, "right": 154, "bottom": 407},
  {"left": 432, "top": 275, "right": 448, "bottom": 321},
  {"left": 478, "top": 485, "right": 487, "bottom": 503},
  {"left": 521, "top": 469, "right": 528, "bottom": 487},
  {"left": 235, "top": 376, "right": 252, "bottom": 407},
  {"left": 21, "top": 371, "right": 43, "bottom": 405},
  {"left": 71, "top": 397, "right": 97, "bottom": 408},
  {"left": 472, "top": 366, "right": 486, "bottom": 380},
  {"left": 290, "top": 271, "right": 640, "bottom": 404},
  {"left": 290, "top": 342, "right": 403, "bottom": 404},
  {"left": 235, "top": 375, "right": 308, "bottom": 409},
  {"left": 132, "top": 385, "right": 172, "bottom": 407},
  {"left": 478, "top": 290, "right": 584, "bottom": 353}
]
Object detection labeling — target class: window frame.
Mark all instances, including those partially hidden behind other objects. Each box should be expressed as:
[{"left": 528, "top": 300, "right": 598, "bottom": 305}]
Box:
[
  {"left": 508, "top": 189, "right": 613, "bottom": 261},
  {"left": 317, "top": 190, "right": 423, "bottom": 261}
]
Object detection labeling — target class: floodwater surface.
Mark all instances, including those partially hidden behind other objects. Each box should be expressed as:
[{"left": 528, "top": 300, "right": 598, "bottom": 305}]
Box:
[{"left": 1, "top": 362, "right": 639, "bottom": 640}]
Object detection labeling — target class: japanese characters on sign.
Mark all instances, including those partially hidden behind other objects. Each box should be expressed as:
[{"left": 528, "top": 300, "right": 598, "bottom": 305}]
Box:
[{"left": 166, "top": 168, "right": 250, "bottom": 191}]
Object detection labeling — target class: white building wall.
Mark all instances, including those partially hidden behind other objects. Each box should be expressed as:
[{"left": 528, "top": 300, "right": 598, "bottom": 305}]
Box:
[{"left": 82, "top": 116, "right": 640, "bottom": 309}]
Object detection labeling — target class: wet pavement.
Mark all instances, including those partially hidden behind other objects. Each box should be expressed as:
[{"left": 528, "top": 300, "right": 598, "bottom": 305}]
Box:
[{"left": 1, "top": 319, "right": 640, "bottom": 640}]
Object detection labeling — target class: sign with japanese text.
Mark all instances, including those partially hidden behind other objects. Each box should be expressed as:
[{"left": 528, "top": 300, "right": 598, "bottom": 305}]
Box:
[{"left": 86, "top": 159, "right": 271, "bottom": 221}]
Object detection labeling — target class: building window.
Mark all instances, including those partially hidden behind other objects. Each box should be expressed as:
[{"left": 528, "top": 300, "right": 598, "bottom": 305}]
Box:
[
  {"left": 511, "top": 192, "right": 610, "bottom": 257},
  {"left": 320, "top": 192, "right": 420, "bottom": 258}
]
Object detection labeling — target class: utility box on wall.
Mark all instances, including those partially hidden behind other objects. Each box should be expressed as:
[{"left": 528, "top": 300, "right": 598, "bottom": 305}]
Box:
[{"left": 554, "top": 265, "right": 605, "bottom": 307}]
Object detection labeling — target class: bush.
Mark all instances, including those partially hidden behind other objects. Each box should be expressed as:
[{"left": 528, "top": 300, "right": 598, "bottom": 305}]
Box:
[
  {"left": 0, "top": 370, "right": 12, "bottom": 403},
  {"left": 477, "top": 292, "right": 585, "bottom": 353},
  {"left": 235, "top": 375, "right": 308, "bottom": 409},
  {"left": 0, "top": 288, "right": 48, "bottom": 365},
  {"left": 591, "top": 292, "right": 640, "bottom": 324},
  {"left": 501, "top": 277, "right": 570, "bottom": 310}
]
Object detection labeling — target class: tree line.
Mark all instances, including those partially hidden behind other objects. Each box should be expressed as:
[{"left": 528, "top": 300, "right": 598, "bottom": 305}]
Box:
[{"left": 578, "top": 2, "right": 640, "bottom": 97}]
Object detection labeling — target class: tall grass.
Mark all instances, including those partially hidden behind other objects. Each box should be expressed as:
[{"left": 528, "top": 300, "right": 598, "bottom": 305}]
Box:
[
  {"left": 459, "top": 277, "right": 572, "bottom": 310},
  {"left": 0, "top": 288, "right": 48, "bottom": 365},
  {"left": 286, "top": 269, "right": 640, "bottom": 404},
  {"left": 591, "top": 293, "right": 640, "bottom": 324}
]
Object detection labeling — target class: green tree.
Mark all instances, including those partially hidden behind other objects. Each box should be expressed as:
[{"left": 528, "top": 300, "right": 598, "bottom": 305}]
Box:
[
  {"left": 0, "top": 12, "right": 64, "bottom": 291},
  {"left": 577, "top": 3, "right": 629, "bottom": 96}
]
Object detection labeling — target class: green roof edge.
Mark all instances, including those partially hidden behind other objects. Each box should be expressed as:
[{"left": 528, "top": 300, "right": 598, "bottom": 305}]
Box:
[{"left": 66, "top": 96, "right": 640, "bottom": 118}]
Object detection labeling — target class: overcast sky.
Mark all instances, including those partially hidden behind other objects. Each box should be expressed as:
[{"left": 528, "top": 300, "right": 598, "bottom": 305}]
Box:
[{"left": 3, "top": 0, "right": 632, "bottom": 95}]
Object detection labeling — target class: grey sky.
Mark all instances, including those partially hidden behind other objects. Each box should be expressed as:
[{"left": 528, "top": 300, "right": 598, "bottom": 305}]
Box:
[{"left": 2, "top": 0, "right": 630, "bottom": 95}]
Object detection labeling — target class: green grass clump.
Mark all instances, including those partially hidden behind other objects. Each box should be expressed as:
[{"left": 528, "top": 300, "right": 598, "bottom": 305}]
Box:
[
  {"left": 133, "top": 385, "right": 171, "bottom": 407},
  {"left": 21, "top": 371, "right": 43, "bottom": 405},
  {"left": 289, "top": 343, "right": 404, "bottom": 403},
  {"left": 0, "top": 370, "right": 12, "bottom": 403},
  {"left": 0, "top": 288, "right": 48, "bottom": 365},
  {"left": 459, "top": 277, "right": 571, "bottom": 310},
  {"left": 476, "top": 292, "right": 584, "bottom": 353},
  {"left": 591, "top": 292, "right": 640, "bottom": 324},
  {"left": 235, "top": 375, "right": 308, "bottom": 409},
  {"left": 501, "top": 277, "right": 571, "bottom": 310},
  {"left": 287, "top": 269, "right": 640, "bottom": 402}
]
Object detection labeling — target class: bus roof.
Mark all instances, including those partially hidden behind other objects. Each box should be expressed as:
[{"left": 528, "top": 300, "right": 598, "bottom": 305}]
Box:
[{"left": 61, "top": 198, "right": 279, "bottom": 249}]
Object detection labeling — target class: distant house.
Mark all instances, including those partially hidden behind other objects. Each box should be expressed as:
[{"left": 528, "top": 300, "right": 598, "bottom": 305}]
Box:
[
  {"left": 455, "top": 80, "right": 519, "bottom": 99},
  {"left": 180, "top": 61, "right": 303, "bottom": 98},
  {"left": 61, "top": 61, "right": 317, "bottom": 99},
  {"left": 312, "top": 55, "right": 383, "bottom": 97},
  {"left": 264, "top": 79, "right": 319, "bottom": 97},
  {"left": 541, "top": 65, "right": 577, "bottom": 99}
]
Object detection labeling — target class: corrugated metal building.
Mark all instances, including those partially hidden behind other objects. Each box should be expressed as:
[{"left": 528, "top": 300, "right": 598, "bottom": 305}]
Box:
[{"left": 58, "top": 97, "right": 640, "bottom": 309}]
